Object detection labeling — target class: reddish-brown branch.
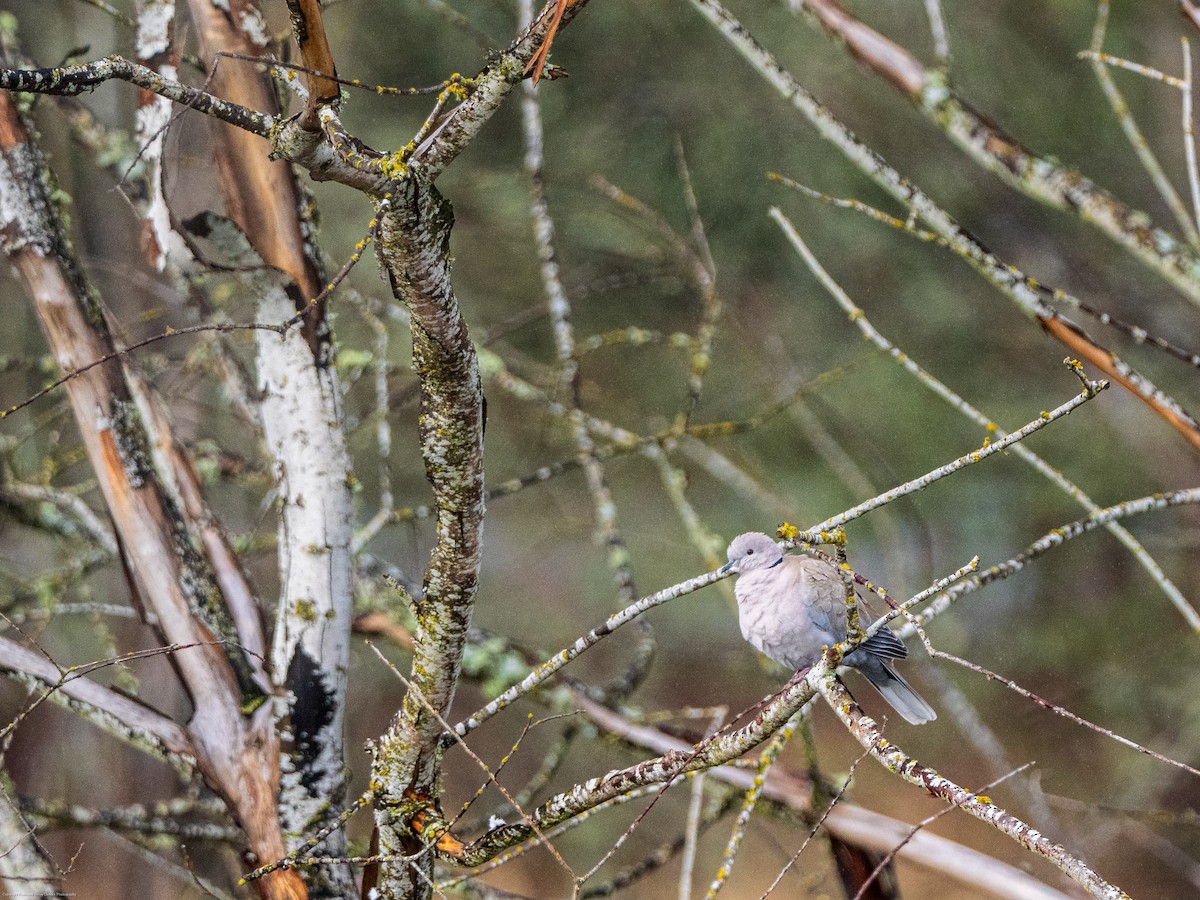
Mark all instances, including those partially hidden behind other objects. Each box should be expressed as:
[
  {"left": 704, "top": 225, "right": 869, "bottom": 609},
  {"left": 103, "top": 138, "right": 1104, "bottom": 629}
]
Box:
[
  {"left": 801, "top": 0, "right": 924, "bottom": 94},
  {"left": 285, "top": 0, "right": 341, "bottom": 127},
  {"left": 1184, "top": 1, "right": 1200, "bottom": 32},
  {"left": 1041, "top": 316, "right": 1200, "bottom": 451},
  {"left": 527, "top": 0, "right": 570, "bottom": 84},
  {"left": 0, "top": 91, "right": 304, "bottom": 900},
  {"left": 794, "top": 0, "right": 1200, "bottom": 314},
  {"left": 184, "top": 0, "right": 325, "bottom": 350}
]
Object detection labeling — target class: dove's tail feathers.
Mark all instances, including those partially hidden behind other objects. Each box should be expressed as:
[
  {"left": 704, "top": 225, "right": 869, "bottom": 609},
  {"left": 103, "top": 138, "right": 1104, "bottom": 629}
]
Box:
[
  {"left": 854, "top": 658, "right": 937, "bottom": 725},
  {"left": 860, "top": 627, "right": 908, "bottom": 660}
]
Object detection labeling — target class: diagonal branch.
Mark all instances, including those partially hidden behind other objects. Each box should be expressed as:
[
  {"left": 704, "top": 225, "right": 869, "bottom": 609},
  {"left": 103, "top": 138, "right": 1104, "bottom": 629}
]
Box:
[
  {"left": 409, "top": 0, "right": 594, "bottom": 178},
  {"left": 576, "top": 696, "right": 1077, "bottom": 900},
  {"left": 790, "top": 0, "right": 1200, "bottom": 306},
  {"left": 770, "top": 206, "right": 1200, "bottom": 631},
  {"left": 0, "top": 55, "right": 273, "bottom": 135},
  {"left": 820, "top": 675, "right": 1130, "bottom": 899},
  {"left": 0, "top": 636, "right": 196, "bottom": 773},
  {"left": 690, "top": 0, "right": 1200, "bottom": 451},
  {"left": 452, "top": 669, "right": 820, "bottom": 866}
]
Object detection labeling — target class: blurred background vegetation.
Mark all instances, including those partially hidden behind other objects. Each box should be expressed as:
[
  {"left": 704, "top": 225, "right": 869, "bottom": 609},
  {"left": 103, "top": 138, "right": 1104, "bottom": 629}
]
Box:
[{"left": 0, "top": 0, "right": 1198, "bottom": 896}]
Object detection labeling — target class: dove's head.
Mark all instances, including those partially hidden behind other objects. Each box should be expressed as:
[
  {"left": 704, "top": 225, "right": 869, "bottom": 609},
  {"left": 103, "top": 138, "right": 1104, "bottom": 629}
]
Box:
[{"left": 720, "top": 532, "right": 784, "bottom": 575}]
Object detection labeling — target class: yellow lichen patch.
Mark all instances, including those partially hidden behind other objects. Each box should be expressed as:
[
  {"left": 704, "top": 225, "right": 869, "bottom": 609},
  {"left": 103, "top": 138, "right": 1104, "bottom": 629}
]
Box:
[
  {"left": 776, "top": 522, "right": 799, "bottom": 540},
  {"left": 376, "top": 151, "right": 410, "bottom": 181}
]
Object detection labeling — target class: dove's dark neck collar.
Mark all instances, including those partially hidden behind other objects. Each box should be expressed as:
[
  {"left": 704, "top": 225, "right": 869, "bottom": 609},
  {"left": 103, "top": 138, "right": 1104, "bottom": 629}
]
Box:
[{"left": 767, "top": 556, "right": 784, "bottom": 569}]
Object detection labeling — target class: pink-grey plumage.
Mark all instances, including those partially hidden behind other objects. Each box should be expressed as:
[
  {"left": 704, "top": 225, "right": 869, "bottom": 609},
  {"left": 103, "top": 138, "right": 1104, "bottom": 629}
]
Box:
[{"left": 722, "top": 532, "right": 936, "bottom": 725}]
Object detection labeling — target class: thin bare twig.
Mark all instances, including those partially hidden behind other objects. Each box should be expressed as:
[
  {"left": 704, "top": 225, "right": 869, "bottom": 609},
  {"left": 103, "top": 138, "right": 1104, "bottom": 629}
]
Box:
[
  {"left": 1086, "top": 2, "right": 1200, "bottom": 246},
  {"left": 849, "top": 763, "right": 1035, "bottom": 900},
  {"left": 706, "top": 711, "right": 801, "bottom": 897},
  {"left": 820, "top": 676, "right": 1129, "bottom": 899},
  {"left": 770, "top": 206, "right": 1200, "bottom": 630},
  {"left": 760, "top": 742, "right": 874, "bottom": 899},
  {"left": 925, "top": 652, "right": 1200, "bottom": 780},
  {"left": 1183, "top": 38, "right": 1200, "bottom": 233}
]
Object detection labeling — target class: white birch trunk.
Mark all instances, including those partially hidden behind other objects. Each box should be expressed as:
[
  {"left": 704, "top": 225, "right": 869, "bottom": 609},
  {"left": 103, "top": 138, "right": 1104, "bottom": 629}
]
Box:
[{"left": 256, "top": 288, "right": 355, "bottom": 896}]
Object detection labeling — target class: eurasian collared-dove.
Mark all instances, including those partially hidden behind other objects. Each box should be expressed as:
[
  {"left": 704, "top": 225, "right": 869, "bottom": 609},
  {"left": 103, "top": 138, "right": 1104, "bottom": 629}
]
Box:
[{"left": 721, "top": 532, "right": 936, "bottom": 725}]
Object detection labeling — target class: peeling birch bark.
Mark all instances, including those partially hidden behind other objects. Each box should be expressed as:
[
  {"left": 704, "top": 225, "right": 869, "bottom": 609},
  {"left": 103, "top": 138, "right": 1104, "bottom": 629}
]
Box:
[
  {"left": 179, "top": 2, "right": 356, "bottom": 893},
  {"left": 257, "top": 287, "right": 355, "bottom": 897},
  {"left": 0, "top": 90, "right": 304, "bottom": 900},
  {"left": 134, "top": 0, "right": 191, "bottom": 274}
]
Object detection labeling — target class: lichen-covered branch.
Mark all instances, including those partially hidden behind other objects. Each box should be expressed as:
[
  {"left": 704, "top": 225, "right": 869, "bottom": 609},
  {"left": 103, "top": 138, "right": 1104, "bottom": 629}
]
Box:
[
  {"left": 21, "top": 796, "right": 240, "bottom": 843},
  {"left": 820, "top": 676, "right": 1131, "bottom": 899},
  {"left": 791, "top": 0, "right": 1200, "bottom": 308},
  {"left": 370, "top": 181, "right": 486, "bottom": 897},
  {"left": 451, "top": 669, "right": 818, "bottom": 866},
  {"left": 0, "top": 55, "right": 273, "bottom": 135},
  {"left": 0, "top": 83, "right": 304, "bottom": 900},
  {"left": 792, "top": 378, "right": 1109, "bottom": 543},
  {"left": 0, "top": 636, "right": 196, "bottom": 774},
  {"left": 690, "top": 0, "right": 1200, "bottom": 451},
  {"left": 770, "top": 207, "right": 1200, "bottom": 631}
]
